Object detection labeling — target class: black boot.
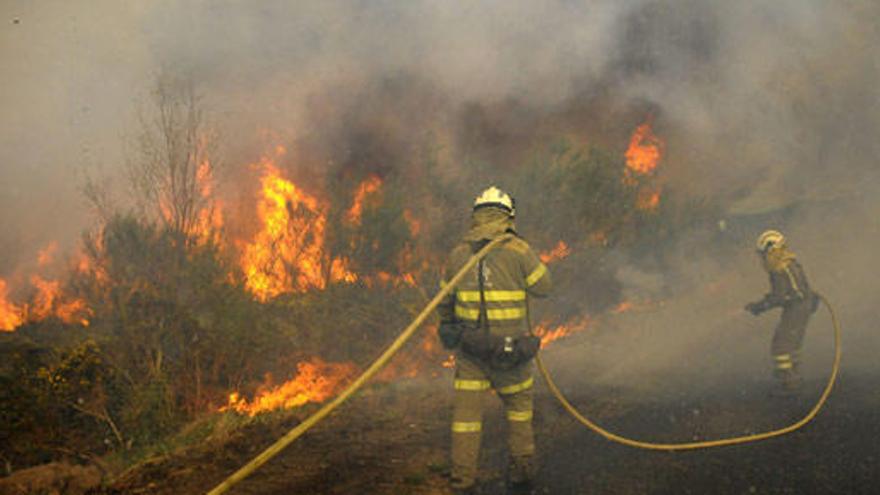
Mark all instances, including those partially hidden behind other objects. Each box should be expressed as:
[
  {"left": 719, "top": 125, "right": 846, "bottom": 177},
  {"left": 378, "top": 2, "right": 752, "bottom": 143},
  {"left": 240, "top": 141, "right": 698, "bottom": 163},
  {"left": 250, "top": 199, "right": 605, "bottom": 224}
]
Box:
[
  {"left": 770, "top": 369, "right": 802, "bottom": 397},
  {"left": 451, "top": 476, "right": 477, "bottom": 495},
  {"left": 507, "top": 456, "right": 535, "bottom": 494}
]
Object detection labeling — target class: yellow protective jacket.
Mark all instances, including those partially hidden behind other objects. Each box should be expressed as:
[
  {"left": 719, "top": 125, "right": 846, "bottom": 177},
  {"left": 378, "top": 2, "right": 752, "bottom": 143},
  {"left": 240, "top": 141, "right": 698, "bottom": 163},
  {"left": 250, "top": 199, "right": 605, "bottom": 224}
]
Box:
[
  {"left": 760, "top": 247, "right": 815, "bottom": 309},
  {"left": 437, "top": 209, "right": 552, "bottom": 339}
]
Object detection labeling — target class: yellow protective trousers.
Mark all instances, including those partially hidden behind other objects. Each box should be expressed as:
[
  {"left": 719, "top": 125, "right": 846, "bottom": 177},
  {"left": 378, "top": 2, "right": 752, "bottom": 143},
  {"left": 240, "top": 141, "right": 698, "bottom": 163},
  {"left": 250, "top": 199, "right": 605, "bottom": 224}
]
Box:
[
  {"left": 771, "top": 300, "right": 813, "bottom": 380},
  {"left": 450, "top": 353, "right": 534, "bottom": 487}
]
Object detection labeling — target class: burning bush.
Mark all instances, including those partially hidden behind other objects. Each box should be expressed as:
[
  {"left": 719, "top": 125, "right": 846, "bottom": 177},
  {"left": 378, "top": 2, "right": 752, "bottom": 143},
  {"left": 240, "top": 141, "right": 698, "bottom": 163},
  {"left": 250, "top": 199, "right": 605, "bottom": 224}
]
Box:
[{"left": 0, "top": 103, "right": 718, "bottom": 473}]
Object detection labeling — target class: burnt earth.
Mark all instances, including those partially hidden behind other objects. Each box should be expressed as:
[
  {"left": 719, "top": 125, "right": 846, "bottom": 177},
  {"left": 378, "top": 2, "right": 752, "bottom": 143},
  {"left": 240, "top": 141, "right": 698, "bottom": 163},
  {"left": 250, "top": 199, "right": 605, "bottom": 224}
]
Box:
[{"left": 93, "top": 370, "right": 878, "bottom": 495}]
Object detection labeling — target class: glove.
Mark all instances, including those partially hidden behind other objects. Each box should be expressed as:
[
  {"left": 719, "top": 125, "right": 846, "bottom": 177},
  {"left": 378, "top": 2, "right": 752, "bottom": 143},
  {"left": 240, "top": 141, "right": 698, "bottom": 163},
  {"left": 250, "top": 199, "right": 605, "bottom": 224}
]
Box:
[
  {"left": 745, "top": 301, "right": 767, "bottom": 316},
  {"left": 438, "top": 322, "right": 463, "bottom": 350}
]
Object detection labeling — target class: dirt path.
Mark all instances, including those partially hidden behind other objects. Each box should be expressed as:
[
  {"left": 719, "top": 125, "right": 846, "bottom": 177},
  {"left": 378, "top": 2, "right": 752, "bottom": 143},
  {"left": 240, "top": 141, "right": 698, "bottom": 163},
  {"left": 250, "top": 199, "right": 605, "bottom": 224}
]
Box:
[
  {"left": 98, "top": 366, "right": 879, "bottom": 495},
  {"left": 98, "top": 291, "right": 879, "bottom": 494},
  {"left": 534, "top": 371, "right": 879, "bottom": 495}
]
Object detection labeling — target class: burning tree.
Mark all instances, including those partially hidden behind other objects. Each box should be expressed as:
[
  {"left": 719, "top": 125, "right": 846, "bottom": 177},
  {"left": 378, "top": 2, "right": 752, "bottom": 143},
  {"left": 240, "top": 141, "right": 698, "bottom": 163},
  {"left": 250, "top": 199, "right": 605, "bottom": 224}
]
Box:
[
  {"left": 238, "top": 159, "right": 356, "bottom": 300},
  {"left": 127, "top": 74, "right": 222, "bottom": 243}
]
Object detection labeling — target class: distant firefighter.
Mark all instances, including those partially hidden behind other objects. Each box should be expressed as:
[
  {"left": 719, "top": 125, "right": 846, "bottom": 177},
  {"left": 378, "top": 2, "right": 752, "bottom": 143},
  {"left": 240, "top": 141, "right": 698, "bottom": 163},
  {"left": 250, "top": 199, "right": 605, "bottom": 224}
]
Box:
[
  {"left": 436, "top": 186, "right": 552, "bottom": 494},
  {"left": 745, "top": 230, "right": 819, "bottom": 395}
]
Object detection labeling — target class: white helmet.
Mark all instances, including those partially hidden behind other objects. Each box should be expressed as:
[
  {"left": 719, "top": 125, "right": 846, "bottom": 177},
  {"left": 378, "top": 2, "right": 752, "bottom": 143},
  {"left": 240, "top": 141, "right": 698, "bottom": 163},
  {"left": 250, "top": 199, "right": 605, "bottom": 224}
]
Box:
[
  {"left": 473, "top": 186, "right": 515, "bottom": 217},
  {"left": 756, "top": 229, "right": 785, "bottom": 252}
]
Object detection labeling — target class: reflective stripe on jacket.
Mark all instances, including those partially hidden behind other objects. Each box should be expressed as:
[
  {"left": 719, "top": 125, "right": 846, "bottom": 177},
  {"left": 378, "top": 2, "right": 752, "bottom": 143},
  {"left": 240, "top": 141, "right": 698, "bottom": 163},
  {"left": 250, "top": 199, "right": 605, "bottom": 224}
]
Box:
[
  {"left": 765, "top": 259, "right": 813, "bottom": 308},
  {"left": 438, "top": 235, "right": 551, "bottom": 337}
]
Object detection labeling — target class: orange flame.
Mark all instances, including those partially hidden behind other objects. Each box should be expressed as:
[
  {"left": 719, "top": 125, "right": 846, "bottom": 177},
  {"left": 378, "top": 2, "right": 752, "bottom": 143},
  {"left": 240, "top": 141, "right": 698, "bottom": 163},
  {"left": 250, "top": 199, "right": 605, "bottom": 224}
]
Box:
[
  {"left": 2, "top": 240, "right": 96, "bottom": 332},
  {"left": 37, "top": 242, "right": 58, "bottom": 267},
  {"left": 611, "top": 299, "right": 658, "bottom": 314},
  {"left": 29, "top": 275, "right": 57, "bottom": 320},
  {"left": 0, "top": 279, "right": 23, "bottom": 332},
  {"left": 636, "top": 188, "right": 661, "bottom": 211},
  {"left": 194, "top": 160, "right": 224, "bottom": 244},
  {"left": 589, "top": 231, "right": 608, "bottom": 246},
  {"left": 29, "top": 275, "right": 92, "bottom": 326},
  {"left": 345, "top": 177, "right": 420, "bottom": 288},
  {"left": 156, "top": 159, "right": 223, "bottom": 243},
  {"left": 625, "top": 121, "right": 663, "bottom": 176},
  {"left": 197, "top": 160, "right": 214, "bottom": 198},
  {"left": 375, "top": 329, "right": 447, "bottom": 380},
  {"left": 346, "top": 175, "right": 383, "bottom": 225},
  {"left": 221, "top": 357, "right": 357, "bottom": 416},
  {"left": 403, "top": 209, "right": 421, "bottom": 236},
  {"left": 76, "top": 253, "right": 91, "bottom": 274},
  {"left": 612, "top": 301, "right": 634, "bottom": 313},
  {"left": 534, "top": 316, "right": 591, "bottom": 347},
  {"left": 239, "top": 160, "right": 356, "bottom": 300},
  {"left": 539, "top": 240, "right": 571, "bottom": 264},
  {"left": 625, "top": 121, "right": 664, "bottom": 211},
  {"left": 76, "top": 250, "right": 109, "bottom": 285}
]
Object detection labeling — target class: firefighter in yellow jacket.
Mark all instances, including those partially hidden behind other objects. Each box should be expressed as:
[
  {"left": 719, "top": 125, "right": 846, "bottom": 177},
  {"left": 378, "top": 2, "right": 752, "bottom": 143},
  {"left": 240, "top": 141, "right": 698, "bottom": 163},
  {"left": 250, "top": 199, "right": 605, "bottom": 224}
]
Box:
[
  {"left": 436, "top": 186, "right": 552, "bottom": 494},
  {"left": 745, "top": 230, "right": 818, "bottom": 395}
]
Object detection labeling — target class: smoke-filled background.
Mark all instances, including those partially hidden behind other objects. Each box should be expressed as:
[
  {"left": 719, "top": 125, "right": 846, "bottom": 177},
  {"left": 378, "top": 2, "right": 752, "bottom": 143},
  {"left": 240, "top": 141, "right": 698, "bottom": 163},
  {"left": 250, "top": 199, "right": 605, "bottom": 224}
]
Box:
[
  {"left": 1, "top": 0, "right": 879, "bottom": 490},
  {"left": 3, "top": 0, "right": 878, "bottom": 348}
]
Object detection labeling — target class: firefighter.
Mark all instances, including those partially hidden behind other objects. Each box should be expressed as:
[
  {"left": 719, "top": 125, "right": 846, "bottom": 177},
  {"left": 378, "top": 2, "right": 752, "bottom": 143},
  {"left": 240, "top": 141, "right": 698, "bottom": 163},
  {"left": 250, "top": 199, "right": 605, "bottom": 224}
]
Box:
[
  {"left": 436, "top": 186, "right": 552, "bottom": 494},
  {"left": 744, "top": 230, "right": 819, "bottom": 395}
]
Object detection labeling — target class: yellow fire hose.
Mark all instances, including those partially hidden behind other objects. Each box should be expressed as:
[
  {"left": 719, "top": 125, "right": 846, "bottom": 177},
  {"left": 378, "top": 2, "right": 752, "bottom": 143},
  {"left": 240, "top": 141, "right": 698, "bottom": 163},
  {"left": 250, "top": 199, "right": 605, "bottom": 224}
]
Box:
[
  {"left": 206, "top": 235, "right": 514, "bottom": 495},
  {"left": 207, "top": 235, "right": 841, "bottom": 494},
  {"left": 536, "top": 291, "right": 841, "bottom": 450}
]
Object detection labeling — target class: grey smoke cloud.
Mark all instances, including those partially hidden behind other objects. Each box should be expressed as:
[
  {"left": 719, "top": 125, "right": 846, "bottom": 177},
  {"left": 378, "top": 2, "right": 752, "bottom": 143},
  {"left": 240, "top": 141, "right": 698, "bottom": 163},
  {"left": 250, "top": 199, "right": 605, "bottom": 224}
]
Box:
[{"left": 2, "top": 0, "right": 878, "bottom": 264}]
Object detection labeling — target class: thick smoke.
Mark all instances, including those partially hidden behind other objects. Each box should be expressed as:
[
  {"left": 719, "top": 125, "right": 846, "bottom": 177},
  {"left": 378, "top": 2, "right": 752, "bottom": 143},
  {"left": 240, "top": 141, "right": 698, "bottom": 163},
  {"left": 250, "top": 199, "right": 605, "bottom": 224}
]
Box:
[
  {"left": 2, "top": 1, "right": 878, "bottom": 379},
  {"left": 4, "top": 1, "right": 877, "bottom": 222}
]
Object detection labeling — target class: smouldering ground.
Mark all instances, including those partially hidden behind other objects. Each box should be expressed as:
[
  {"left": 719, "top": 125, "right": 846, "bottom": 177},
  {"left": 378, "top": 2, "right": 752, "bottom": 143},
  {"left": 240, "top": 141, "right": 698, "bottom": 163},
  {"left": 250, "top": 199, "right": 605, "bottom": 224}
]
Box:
[{"left": 98, "top": 363, "right": 879, "bottom": 495}]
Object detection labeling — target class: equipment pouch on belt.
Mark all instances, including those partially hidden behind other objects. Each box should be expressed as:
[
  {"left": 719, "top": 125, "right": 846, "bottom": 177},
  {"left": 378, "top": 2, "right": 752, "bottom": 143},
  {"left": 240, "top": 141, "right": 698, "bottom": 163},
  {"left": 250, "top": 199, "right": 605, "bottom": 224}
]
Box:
[
  {"left": 514, "top": 334, "right": 540, "bottom": 362},
  {"left": 489, "top": 334, "right": 541, "bottom": 370},
  {"left": 459, "top": 256, "right": 540, "bottom": 369},
  {"left": 460, "top": 325, "right": 494, "bottom": 359},
  {"left": 460, "top": 328, "right": 539, "bottom": 370}
]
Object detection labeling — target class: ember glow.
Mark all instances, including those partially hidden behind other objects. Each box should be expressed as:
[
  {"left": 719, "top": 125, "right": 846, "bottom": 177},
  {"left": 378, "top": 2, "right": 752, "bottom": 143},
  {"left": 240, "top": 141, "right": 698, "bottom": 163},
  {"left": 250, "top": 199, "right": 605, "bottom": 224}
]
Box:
[
  {"left": 539, "top": 240, "right": 571, "bottom": 264},
  {"left": 221, "top": 358, "right": 357, "bottom": 416}
]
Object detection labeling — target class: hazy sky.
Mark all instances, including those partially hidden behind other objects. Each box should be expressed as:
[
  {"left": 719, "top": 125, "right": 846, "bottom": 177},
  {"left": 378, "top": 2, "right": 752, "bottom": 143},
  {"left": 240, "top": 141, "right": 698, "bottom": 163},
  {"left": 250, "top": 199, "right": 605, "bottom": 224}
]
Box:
[{"left": 2, "top": 0, "right": 878, "bottom": 271}]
